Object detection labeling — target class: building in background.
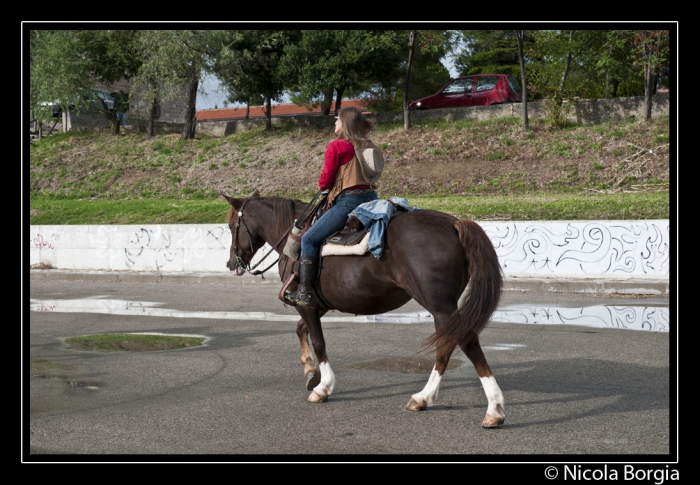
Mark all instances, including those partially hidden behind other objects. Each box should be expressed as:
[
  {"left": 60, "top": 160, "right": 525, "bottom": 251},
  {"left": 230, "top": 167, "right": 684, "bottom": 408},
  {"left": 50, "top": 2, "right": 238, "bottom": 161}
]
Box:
[{"left": 196, "top": 99, "right": 370, "bottom": 122}]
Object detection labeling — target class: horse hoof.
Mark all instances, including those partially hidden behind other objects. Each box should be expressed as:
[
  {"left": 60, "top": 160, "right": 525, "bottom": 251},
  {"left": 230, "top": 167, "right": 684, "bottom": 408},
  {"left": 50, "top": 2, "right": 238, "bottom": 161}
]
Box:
[
  {"left": 306, "top": 369, "right": 321, "bottom": 391},
  {"left": 308, "top": 390, "right": 327, "bottom": 403},
  {"left": 405, "top": 397, "right": 427, "bottom": 411},
  {"left": 481, "top": 404, "right": 505, "bottom": 428}
]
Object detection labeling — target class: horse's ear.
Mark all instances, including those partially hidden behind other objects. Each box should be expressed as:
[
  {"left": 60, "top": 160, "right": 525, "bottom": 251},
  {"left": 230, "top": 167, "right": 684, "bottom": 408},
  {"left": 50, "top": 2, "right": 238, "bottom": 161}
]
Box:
[
  {"left": 221, "top": 193, "right": 241, "bottom": 210},
  {"left": 252, "top": 189, "right": 260, "bottom": 198}
]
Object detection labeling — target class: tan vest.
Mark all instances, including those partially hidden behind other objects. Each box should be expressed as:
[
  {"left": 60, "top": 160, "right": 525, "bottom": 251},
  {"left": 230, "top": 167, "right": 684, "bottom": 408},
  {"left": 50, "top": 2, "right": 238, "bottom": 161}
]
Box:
[{"left": 326, "top": 155, "right": 367, "bottom": 207}]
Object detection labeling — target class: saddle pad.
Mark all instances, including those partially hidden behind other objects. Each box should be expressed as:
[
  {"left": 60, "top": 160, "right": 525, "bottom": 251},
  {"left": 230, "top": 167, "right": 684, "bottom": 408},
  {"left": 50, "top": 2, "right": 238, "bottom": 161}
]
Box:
[{"left": 321, "top": 232, "right": 370, "bottom": 257}]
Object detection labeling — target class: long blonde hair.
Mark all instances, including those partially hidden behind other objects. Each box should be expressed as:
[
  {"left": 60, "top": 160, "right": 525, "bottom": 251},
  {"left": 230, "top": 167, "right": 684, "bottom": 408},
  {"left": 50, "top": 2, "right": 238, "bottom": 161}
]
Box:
[{"left": 336, "top": 106, "right": 373, "bottom": 151}]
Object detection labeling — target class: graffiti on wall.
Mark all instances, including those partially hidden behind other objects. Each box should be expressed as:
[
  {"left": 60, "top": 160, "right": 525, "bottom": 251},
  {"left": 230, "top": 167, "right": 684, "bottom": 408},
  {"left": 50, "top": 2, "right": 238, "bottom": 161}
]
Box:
[
  {"left": 88, "top": 225, "right": 231, "bottom": 271},
  {"left": 125, "top": 226, "right": 179, "bottom": 270},
  {"left": 481, "top": 221, "right": 669, "bottom": 276},
  {"left": 89, "top": 226, "right": 127, "bottom": 269},
  {"left": 32, "top": 233, "right": 59, "bottom": 251},
  {"left": 492, "top": 304, "right": 669, "bottom": 332},
  {"left": 31, "top": 221, "right": 670, "bottom": 277}
]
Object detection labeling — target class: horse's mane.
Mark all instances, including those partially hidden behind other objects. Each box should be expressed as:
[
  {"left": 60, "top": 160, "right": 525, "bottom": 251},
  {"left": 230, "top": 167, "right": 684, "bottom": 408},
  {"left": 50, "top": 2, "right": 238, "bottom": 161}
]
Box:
[{"left": 269, "top": 196, "right": 299, "bottom": 235}]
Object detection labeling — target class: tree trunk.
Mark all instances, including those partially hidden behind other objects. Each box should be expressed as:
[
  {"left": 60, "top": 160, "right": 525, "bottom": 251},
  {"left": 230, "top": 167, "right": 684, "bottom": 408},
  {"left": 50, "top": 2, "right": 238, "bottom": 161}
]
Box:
[
  {"left": 403, "top": 30, "right": 416, "bottom": 132},
  {"left": 245, "top": 100, "right": 250, "bottom": 120},
  {"left": 515, "top": 30, "right": 529, "bottom": 132},
  {"left": 334, "top": 87, "right": 345, "bottom": 113},
  {"left": 265, "top": 96, "right": 272, "bottom": 131},
  {"left": 111, "top": 112, "right": 120, "bottom": 136},
  {"left": 148, "top": 97, "right": 156, "bottom": 138},
  {"left": 148, "top": 81, "right": 158, "bottom": 138},
  {"left": 556, "top": 30, "right": 575, "bottom": 108},
  {"left": 320, "top": 88, "right": 333, "bottom": 116},
  {"left": 181, "top": 64, "right": 199, "bottom": 140},
  {"left": 643, "top": 66, "right": 656, "bottom": 122}
]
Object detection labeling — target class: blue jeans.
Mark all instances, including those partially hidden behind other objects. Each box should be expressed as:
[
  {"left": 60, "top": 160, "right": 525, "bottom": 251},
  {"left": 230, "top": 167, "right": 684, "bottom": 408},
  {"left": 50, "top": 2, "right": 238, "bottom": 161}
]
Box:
[
  {"left": 116, "top": 111, "right": 127, "bottom": 126},
  {"left": 301, "top": 190, "right": 377, "bottom": 258}
]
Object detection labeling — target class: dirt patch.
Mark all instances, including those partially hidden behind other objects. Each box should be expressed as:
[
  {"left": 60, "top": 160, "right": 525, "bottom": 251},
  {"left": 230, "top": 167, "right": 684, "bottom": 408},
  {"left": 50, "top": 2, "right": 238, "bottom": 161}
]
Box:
[
  {"left": 29, "top": 116, "right": 670, "bottom": 200},
  {"left": 30, "top": 262, "right": 54, "bottom": 270}
]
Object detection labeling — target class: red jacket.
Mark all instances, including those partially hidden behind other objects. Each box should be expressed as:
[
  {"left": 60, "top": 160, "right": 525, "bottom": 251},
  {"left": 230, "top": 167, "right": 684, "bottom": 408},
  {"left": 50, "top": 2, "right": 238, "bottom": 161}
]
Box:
[{"left": 318, "top": 138, "right": 370, "bottom": 191}]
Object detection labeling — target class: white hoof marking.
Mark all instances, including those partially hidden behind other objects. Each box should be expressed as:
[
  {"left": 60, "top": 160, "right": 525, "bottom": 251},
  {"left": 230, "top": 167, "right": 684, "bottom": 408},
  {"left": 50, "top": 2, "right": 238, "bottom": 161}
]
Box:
[
  {"left": 410, "top": 367, "right": 442, "bottom": 407},
  {"left": 312, "top": 361, "right": 335, "bottom": 399},
  {"left": 480, "top": 376, "right": 505, "bottom": 416}
]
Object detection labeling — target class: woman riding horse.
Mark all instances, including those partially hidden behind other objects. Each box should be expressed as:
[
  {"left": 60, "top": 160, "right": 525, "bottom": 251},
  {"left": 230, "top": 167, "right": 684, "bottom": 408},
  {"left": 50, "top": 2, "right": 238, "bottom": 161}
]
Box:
[{"left": 285, "top": 107, "right": 379, "bottom": 308}]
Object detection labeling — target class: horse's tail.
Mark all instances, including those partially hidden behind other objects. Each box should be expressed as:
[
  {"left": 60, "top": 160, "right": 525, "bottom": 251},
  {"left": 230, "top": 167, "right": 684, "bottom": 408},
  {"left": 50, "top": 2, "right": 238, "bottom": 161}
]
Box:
[{"left": 423, "top": 219, "right": 503, "bottom": 353}]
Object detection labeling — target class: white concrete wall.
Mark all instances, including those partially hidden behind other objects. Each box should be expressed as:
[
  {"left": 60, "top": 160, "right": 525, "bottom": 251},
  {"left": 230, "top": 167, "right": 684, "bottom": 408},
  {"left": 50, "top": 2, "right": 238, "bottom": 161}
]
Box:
[{"left": 29, "top": 220, "right": 669, "bottom": 279}]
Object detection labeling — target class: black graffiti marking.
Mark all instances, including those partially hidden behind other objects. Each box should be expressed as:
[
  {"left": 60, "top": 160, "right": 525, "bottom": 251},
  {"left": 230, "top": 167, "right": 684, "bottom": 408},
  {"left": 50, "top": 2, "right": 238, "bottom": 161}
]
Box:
[
  {"left": 124, "top": 246, "right": 144, "bottom": 268},
  {"left": 207, "top": 227, "right": 228, "bottom": 248},
  {"left": 131, "top": 228, "right": 151, "bottom": 246},
  {"left": 525, "top": 223, "right": 580, "bottom": 247}
]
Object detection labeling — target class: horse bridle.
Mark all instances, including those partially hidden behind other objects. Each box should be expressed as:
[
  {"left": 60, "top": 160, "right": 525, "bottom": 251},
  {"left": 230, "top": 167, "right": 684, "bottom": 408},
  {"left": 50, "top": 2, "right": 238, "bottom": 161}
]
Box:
[
  {"left": 229, "top": 192, "right": 327, "bottom": 277},
  {"left": 229, "top": 198, "right": 287, "bottom": 277}
]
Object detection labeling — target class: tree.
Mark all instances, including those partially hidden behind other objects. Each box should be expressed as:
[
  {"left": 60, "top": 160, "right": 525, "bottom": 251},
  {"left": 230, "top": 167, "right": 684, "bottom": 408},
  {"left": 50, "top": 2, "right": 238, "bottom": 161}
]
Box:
[
  {"left": 280, "top": 30, "right": 403, "bottom": 115},
  {"left": 131, "top": 30, "right": 214, "bottom": 139},
  {"left": 454, "top": 30, "right": 522, "bottom": 78},
  {"left": 591, "top": 30, "right": 638, "bottom": 99},
  {"left": 281, "top": 30, "right": 357, "bottom": 115},
  {"left": 30, "top": 30, "right": 141, "bottom": 135},
  {"left": 398, "top": 30, "right": 456, "bottom": 131},
  {"left": 356, "top": 32, "right": 449, "bottom": 114},
  {"left": 514, "top": 30, "right": 529, "bottom": 132},
  {"left": 527, "top": 29, "right": 581, "bottom": 127},
  {"left": 632, "top": 29, "right": 670, "bottom": 121},
  {"left": 213, "top": 30, "right": 297, "bottom": 131},
  {"left": 402, "top": 30, "right": 417, "bottom": 131}
]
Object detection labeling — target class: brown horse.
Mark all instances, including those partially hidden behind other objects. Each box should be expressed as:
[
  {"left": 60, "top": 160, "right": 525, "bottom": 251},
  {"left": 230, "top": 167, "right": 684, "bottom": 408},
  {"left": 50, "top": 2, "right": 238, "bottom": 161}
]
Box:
[{"left": 223, "top": 190, "right": 506, "bottom": 427}]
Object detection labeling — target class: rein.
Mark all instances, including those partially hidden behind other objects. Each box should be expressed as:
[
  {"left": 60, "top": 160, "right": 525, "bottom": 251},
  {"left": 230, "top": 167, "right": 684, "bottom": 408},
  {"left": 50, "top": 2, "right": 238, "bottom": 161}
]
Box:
[{"left": 231, "top": 192, "right": 326, "bottom": 278}]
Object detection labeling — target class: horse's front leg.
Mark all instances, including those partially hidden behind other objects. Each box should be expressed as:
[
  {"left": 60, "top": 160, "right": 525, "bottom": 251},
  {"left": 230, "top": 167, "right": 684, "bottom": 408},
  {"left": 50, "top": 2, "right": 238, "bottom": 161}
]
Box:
[
  {"left": 406, "top": 340, "right": 456, "bottom": 411},
  {"left": 296, "top": 319, "right": 320, "bottom": 391},
  {"left": 461, "top": 337, "right": 505, "bottom": 428},
  {"left": 296, "top": 307, "right": 335, "bottom": 402}
]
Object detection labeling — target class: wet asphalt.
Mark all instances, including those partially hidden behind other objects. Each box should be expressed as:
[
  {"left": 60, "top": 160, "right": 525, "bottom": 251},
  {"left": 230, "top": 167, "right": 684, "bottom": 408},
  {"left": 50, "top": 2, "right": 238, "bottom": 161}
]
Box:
[{"left": 25, "top": 271, "right": 674, "bottom": 461}]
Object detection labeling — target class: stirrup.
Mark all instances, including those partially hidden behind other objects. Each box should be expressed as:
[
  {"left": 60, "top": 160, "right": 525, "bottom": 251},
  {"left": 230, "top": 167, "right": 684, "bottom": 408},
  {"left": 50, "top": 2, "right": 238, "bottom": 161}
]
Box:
[{"left": 286, "top": 286, "right": 314, "bottom": 307}]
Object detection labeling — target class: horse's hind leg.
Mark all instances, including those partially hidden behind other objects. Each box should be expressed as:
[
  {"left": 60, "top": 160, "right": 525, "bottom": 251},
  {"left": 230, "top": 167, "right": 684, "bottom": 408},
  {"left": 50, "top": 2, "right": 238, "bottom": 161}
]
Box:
[
  {"left": 296, "top": 319, "right": 321, "bottom": 390},
  {"left": 406, "top": 339, "right": 456, "bottom": 411},
  {"left": 461, "top": 336, "right": 505, "bottom": 428}
]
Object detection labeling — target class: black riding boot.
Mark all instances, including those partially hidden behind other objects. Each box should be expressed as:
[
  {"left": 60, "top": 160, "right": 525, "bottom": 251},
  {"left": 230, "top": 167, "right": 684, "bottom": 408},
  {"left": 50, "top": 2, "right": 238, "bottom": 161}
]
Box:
[{"left": 286, "top": 255, "right": 318, "bottom": 307}]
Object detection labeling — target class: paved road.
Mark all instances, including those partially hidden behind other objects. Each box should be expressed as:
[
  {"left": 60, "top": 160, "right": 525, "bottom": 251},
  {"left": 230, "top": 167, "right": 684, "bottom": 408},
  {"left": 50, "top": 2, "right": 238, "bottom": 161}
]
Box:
[{"left": 26, "top": 275, "right": 673, "bottom": 460}]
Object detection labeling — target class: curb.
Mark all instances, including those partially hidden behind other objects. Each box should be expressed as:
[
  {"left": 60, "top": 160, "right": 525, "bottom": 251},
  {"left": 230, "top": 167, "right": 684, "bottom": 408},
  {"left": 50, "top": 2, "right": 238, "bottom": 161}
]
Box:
[
  {"left": 29, "top": 270, "right": 670, "bottom": 296},
  {"left": 502, "top": 276, "right": 669, "bottom": 296}
]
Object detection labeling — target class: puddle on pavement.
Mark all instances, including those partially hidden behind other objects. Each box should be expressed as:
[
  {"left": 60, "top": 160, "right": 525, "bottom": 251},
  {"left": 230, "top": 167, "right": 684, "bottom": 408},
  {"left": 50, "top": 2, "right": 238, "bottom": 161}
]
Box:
[
  {"left": 30, "top": 297, "right": 669, "bottom": 332},
  {"left": 30, "top": 373, "right": 101, "bottom": 393},
  {"left": 65, "top": 379, "right": 101, "bottom": 393}
]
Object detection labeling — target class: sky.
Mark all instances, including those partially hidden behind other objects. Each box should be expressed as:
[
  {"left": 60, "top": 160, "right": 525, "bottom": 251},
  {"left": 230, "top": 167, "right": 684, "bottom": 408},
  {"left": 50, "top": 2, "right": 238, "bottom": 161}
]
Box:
[{"left": 195, "top": 56, "right": 461, "bottom": 110}]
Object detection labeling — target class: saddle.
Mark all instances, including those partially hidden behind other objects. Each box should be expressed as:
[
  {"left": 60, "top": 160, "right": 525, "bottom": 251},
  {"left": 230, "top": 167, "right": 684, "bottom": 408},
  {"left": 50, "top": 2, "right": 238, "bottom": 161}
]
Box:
[
  {"left": 279, "top": 198, "right": 414, "bottom": 309},
  {"left": 325, "top": 216, "right": 367, "bottom": 245},
  {"left": 279, "top": 215, "right": 367, "bottom": 311}
]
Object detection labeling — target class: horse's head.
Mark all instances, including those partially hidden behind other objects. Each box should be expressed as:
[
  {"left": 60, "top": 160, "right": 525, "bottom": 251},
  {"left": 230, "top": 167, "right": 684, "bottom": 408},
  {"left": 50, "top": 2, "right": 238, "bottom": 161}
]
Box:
[{"left": 222, "top": 190, "right": 266, "bottom": 276}]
